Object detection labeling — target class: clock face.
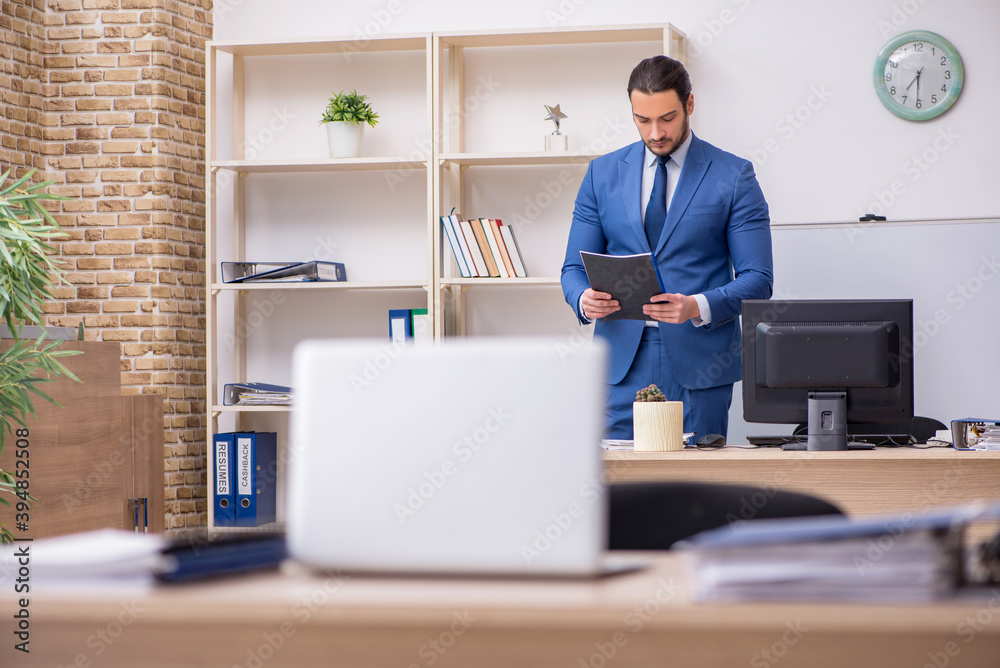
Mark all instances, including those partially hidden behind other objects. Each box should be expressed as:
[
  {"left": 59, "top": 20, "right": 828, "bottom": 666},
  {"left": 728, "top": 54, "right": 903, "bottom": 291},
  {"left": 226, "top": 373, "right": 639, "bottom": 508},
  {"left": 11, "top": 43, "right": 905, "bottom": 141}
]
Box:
[{"left": 874, "top": 31, "right": 964, "bottom": 121}]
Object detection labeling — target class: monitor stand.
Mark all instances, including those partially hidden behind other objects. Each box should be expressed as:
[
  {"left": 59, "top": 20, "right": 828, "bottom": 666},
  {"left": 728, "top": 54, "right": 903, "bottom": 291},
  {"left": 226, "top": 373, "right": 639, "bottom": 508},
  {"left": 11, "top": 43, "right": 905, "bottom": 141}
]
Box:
[
  {"left": 781, "top": 440, "right": 875, "bottom": 451},
  {"left": 779, "top": 392, "right": 879, "bottom": 451}
]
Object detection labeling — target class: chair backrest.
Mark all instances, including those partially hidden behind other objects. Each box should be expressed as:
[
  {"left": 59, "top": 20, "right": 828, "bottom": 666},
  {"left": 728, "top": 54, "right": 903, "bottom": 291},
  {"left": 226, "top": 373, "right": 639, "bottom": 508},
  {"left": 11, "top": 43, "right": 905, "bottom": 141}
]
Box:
[{"left": 607, "top": 481, "right": 844, "bottom": 550}]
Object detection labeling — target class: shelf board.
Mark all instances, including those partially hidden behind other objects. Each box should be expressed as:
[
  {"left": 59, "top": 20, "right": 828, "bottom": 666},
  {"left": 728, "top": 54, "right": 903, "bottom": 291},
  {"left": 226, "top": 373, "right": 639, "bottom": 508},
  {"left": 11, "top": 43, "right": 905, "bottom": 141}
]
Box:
[
  {"left": 439, "top": 151, "right": 602, "bottom": 167},
  {"left": 211, "top": 158, "right": 428, "bottom": 174},
  {"left": 435, "top": 24, "right": 680, "bottom": 48},
  {"left": 211, "top": 280, "right": 428, "bottom": 292},
  {"left": 209, "top": 34, "right": 429, "bottom": 57},
  {"left": 441, "top": 277, "right": 560, "bottom": 287},
  {"left": 211, "top": 405, "right": 292, "bottom": 413},
  {"left": 209, "top": 522, "right": 286, "bottom": 536}
]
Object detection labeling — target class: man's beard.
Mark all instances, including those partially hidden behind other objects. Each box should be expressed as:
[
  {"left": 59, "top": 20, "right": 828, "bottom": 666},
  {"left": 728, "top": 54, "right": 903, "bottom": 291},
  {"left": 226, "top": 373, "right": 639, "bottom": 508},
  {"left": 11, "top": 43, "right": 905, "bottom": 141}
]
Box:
[{"left": 644, "top": 112, "right": 689, "bottom": 157}]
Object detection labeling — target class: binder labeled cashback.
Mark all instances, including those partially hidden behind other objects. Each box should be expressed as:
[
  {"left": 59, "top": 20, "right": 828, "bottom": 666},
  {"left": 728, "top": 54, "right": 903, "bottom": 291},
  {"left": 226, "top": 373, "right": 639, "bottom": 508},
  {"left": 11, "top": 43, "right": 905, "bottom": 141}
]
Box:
[
  {"left": 221, "top": 261, "right": 347, "bottom": 283},
  {"left": 235, "top": 431, "right": 278, "bottom": 527},
  {"left": 212, "top": 432, "right": 236, "bottom": 527}
]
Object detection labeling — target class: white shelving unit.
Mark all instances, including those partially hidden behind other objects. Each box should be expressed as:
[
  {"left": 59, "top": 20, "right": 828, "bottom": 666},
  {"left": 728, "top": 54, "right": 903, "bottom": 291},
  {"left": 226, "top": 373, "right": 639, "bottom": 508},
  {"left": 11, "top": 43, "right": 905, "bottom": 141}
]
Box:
[
  {"left": 204, "top": 24, "right": 686, "bottom": 532},
  {"left": 431, "top": 25, "right": 686, "bottom": 336},
  {"left": 205, "top": 33, "right": 434, "bottom": 533}
]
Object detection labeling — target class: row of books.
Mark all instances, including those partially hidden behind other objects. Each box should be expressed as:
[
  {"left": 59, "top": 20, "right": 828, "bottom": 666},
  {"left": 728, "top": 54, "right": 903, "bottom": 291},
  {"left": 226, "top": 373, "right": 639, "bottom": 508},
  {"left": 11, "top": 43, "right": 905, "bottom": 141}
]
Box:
[
  {"left": 390, "top": 308, "right": 431, "bottom": 345},
  {"left": 212, "top": 431, "right": 277, "bottom": 527},
  {"left": 442, "top": 214, "right": 528, "bottom": 278}
]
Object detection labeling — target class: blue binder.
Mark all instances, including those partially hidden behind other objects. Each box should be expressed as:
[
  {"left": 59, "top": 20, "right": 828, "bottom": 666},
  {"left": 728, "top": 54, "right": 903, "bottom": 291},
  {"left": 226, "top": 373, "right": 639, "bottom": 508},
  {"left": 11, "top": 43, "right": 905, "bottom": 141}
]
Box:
[
  {"left": 212, "top": 432, "right": 236, "bottom": 527},
  {"left": 234, "top": 431, "right": 278, "bottom": 527},
  {"left": 388, "top": 309, "right": 412, "bottom": 345}
]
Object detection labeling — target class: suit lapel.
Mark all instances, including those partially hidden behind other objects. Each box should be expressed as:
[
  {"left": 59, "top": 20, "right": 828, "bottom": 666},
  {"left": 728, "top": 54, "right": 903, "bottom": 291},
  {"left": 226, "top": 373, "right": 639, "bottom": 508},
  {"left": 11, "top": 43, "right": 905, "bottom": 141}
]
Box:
[
  {"left": 617, "top": 142, "right": 646, "bottom": 251},
  {"left": 655, "top": 133, "right": 710, "bottom": 254}
]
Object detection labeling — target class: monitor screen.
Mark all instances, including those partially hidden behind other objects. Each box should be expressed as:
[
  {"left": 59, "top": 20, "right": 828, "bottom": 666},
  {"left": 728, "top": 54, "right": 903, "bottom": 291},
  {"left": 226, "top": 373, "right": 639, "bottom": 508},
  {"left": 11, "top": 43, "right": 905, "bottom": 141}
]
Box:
[{"left": 741, "top": 299, "right": 914, "bottom": 451}]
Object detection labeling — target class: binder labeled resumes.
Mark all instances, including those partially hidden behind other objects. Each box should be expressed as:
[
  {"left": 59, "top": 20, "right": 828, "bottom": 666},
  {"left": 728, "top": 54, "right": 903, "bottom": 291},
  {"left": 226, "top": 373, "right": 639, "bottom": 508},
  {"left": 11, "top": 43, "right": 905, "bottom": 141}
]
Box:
[
  {"left": 212, "top": 432, "right": 236, "bottom": 527},
  {"left": 235, "top": 432, "right": 278, "bottom": 527}
]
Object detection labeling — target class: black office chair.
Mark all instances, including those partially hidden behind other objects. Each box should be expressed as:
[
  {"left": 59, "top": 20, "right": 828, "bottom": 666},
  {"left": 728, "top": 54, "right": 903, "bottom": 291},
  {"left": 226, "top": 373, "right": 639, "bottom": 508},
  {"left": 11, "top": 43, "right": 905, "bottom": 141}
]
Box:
[
  {"left": 793, "top": 416, "right": 947, "bottom": 444},
  {"left": 607, "top": 481, "right": 844, "bottom": 550}
]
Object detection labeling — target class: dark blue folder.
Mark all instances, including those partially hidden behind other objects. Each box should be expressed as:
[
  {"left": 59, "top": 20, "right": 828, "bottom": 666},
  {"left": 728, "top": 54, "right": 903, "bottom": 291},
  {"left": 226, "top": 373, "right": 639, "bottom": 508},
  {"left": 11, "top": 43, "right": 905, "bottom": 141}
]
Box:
[
  {"left": 234, "top": 431, "right": 278, "bottom": 527},
  {"left": 212, "top": 432, "right": 236, "bottom": 527}
]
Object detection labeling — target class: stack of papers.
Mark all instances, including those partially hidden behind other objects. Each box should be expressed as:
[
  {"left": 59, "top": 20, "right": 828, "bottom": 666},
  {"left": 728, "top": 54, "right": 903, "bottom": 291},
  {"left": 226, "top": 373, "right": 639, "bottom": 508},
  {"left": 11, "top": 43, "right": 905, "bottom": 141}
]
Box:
[
  {"left": 223, "top": 382, "right": 293, "bottom": 406},
  {"left": 0, "top": 530, "right": 287, "bottom": 590},
  {"left": 679, "top": 502, "right": 1000, "bottom": 602}
]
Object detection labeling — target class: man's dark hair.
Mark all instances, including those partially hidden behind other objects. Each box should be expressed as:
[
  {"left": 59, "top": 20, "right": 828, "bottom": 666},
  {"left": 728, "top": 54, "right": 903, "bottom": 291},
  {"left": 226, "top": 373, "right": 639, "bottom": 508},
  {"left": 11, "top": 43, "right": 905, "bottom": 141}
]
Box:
[{"left": 627, "top": 55, "right": 692, "bottom": 104}]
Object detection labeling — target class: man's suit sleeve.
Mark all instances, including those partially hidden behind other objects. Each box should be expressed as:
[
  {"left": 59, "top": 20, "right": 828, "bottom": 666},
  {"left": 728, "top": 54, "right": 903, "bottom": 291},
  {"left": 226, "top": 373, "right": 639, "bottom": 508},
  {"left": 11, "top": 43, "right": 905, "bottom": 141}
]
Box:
[
  {"left": 701, "top": 160, "right": 773, "bottom": 328},
  {"left": 561, "top": 161, "right": 606, "bottom": 323}
]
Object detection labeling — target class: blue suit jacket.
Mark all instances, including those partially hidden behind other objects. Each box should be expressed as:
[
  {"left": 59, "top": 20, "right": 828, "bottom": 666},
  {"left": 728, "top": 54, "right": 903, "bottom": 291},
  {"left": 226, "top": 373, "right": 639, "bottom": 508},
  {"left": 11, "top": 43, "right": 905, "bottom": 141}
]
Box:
[{"left": 561, "top": 133, "right": 773, "bottom": 388}]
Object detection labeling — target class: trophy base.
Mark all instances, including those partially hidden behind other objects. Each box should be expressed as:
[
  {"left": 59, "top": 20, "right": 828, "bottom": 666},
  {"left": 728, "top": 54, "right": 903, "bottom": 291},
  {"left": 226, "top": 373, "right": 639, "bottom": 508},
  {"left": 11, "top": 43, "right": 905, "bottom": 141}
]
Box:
[{"left": 545, "top": 134, "right": 568, "bottom": 151}]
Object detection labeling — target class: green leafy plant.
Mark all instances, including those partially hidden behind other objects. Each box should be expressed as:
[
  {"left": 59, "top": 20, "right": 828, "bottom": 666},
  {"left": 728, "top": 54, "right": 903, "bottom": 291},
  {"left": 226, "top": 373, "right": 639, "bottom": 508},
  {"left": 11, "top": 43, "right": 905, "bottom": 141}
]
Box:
[
  {"left": 0, "top": 169, "right": 82, "bottom": 542},
  {"left": 635, "top": 384, "right": 666, "bottom": 402},
  {"left": 320, "top": 90, "right": 379, "bottom": 127}
]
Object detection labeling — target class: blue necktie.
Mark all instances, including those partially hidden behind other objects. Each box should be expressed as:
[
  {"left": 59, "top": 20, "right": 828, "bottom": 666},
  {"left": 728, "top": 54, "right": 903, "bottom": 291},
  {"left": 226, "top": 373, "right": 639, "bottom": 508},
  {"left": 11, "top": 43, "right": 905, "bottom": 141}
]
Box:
[{"left": 645, "top": 155, "right": 669, "bottom": 251}]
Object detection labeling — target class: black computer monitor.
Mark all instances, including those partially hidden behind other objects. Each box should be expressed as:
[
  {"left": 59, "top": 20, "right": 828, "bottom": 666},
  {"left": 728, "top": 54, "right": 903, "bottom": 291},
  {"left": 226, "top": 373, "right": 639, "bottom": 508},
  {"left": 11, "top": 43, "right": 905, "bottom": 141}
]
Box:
[{"left": 741, "top": 299, "right": 914, "bottom": 451}]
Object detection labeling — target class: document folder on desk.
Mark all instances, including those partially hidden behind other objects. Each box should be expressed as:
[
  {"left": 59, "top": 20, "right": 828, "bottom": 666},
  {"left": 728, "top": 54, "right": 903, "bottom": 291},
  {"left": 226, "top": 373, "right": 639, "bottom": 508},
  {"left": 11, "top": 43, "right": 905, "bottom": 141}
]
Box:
[
  {"left": 221, "top": 261, "right": 346, "bottom": 283},
  {"left": 235, "top": 432, "right": 278, "bottom": 527},
  {"left": 212, "top": 432, "right": 236, "bottom": 527},
  {"left": 680, "top": 502, "right": 1000, "bottom": 602}
]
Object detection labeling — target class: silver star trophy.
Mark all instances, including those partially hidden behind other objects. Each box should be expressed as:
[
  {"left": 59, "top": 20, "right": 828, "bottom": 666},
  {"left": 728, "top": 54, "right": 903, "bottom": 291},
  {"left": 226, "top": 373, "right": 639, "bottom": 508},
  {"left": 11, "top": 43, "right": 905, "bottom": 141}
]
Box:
[{"left": 543, "top": 104, "right": 568, "bottom": 151}]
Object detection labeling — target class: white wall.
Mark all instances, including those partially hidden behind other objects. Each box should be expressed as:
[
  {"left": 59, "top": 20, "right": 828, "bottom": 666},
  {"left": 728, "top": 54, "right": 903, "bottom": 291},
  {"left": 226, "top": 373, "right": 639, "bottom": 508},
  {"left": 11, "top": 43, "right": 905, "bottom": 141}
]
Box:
[{"left": 214, "top": 0, "right": 1000, "bottom": 442}]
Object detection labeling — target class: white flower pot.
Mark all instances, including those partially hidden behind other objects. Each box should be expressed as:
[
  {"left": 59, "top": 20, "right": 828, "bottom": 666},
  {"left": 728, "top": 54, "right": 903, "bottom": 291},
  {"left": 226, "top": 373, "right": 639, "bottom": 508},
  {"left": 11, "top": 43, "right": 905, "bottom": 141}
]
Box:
[
  {"left": 633, "top": 401, "right": 684, "bottom": 452},
  {"left": 326, "top": 122, "right": 364, "bottom": 158}
]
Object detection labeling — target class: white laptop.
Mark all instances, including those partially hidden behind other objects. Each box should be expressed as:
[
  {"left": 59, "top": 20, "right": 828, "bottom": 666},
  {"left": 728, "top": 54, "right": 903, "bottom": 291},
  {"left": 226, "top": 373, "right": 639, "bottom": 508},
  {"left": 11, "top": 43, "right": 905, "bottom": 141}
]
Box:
[{"left": 287, "top": 336, "right": 610, "bottom": 576}]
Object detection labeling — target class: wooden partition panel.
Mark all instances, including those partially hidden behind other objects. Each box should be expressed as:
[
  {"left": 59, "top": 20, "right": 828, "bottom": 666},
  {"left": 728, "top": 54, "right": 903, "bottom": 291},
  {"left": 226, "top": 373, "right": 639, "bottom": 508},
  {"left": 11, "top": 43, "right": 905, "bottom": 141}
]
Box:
[
  {"left": 121, "top": 394, "right": 165, "bottom": 533},
  {"left": 0, "top": 341, "right": 122, "bottom": 538}
]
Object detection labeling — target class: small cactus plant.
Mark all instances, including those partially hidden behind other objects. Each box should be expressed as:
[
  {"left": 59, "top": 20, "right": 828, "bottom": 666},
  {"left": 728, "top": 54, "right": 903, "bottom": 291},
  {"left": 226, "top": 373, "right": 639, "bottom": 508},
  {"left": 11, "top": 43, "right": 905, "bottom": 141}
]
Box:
[{"left": 635, "top": 384, "right": 666, "bottom": 402}]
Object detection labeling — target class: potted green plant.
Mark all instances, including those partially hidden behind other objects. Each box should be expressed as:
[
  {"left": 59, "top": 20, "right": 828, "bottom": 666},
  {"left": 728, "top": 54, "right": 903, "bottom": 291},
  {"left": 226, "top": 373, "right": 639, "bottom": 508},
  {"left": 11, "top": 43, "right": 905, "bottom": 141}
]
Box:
[
  {"left": 320, "top": 89, "right": 379, "bottom": 158},
  {"left": 633, "top": 384, "right": 683, "bottom": 452},
  {"left": 0, "top": 169, "right": 81, "bottom": 542}
]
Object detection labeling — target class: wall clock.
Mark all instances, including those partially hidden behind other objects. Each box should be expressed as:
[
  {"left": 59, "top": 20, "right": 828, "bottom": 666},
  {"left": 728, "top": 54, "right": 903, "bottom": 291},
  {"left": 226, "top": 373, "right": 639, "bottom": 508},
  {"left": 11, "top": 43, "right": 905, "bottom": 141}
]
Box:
[{"left": 873, "top": 30, "right": 964, "bottom": 121}]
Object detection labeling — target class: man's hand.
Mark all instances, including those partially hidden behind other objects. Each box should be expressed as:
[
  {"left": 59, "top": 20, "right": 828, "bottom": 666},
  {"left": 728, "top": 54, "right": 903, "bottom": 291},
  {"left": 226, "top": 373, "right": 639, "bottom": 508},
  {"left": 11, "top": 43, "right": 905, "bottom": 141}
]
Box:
[
  {"left": 581, "top": 288, "right": 620, "bottom": 320},
  {"left": 643, "top": 292, "right": 700, "bottom": 324}
]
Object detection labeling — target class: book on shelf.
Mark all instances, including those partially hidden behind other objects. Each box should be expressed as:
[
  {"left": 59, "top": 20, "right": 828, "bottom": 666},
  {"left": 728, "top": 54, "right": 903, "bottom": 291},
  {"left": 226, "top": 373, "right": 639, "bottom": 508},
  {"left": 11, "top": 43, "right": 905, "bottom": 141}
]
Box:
[
  {"left": 450, "top": 214, "right": 479, "bottom": 277},
  {"left": 579, "top": 251, "right": 663, "bottom": 321},
  {"left": 489, "top": 218, "right": 517, "bottom": 278},
  {"left": 223, "top": 381, "right": 294, "bottom": 406},
  {"left": 498, "top": 222, "right": 527, "bottom": 277},
  {"left": 678, "top": 501, "right": 1000, "bottom": 603},
  {"left": 458, "top": 219, "right": 489, "bottom": 277},
  {"left": 470, "top": 218, "right": 500, "bottom": 277},
  {"left": 478, "top": 218, "right": 510, "bottom": 278},
  {"left": 441, "top": 215, "right": 472, "bottom": 278},
  {"left": 221, "top": 260, "right": 347, "bottom": 283}
]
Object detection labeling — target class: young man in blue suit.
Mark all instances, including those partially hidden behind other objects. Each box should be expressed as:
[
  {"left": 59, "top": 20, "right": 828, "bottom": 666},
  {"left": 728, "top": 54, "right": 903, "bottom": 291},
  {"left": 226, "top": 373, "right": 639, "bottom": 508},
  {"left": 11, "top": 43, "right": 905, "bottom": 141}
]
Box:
[{"left": 561, "top": 55, "right": 773, "bottom": 441}]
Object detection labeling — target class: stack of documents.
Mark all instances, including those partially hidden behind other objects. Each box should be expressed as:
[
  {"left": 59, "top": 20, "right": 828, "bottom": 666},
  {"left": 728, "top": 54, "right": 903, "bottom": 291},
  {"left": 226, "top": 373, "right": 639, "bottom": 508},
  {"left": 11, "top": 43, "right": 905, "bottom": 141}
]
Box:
[
  {"left": 679, "top": 502, "right": 1000, "bottom": 602},
  {"left": 223, "top": 382, "right": 293, "bottom": 406},
  {"left": 0, "top": 530, "right": 286, "bottom": 590},
  {"left": 221, "top": 261, "right": 346, "bottom": 283}
]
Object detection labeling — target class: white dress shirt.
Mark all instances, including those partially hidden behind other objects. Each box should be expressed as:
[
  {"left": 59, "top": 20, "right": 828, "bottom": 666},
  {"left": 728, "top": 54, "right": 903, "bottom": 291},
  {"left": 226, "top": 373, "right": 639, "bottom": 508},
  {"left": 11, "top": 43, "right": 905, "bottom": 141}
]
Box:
[{"left": 640, "top": 132, "right": 710, "bottom": 327}]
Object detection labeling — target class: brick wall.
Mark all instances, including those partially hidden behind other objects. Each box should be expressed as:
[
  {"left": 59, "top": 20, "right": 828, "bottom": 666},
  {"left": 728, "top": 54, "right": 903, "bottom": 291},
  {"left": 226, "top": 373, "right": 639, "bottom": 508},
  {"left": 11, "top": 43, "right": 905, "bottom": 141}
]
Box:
[{"left": 1, "top": 0, "right": 212, "bottom": 531}]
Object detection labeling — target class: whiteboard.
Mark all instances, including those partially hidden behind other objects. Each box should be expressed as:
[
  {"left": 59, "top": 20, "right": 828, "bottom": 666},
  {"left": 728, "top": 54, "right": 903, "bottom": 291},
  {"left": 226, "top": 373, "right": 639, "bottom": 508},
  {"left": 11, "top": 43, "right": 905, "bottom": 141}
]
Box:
[{"left": 728, "top": 219, "right": 1000, "bottom": 443}]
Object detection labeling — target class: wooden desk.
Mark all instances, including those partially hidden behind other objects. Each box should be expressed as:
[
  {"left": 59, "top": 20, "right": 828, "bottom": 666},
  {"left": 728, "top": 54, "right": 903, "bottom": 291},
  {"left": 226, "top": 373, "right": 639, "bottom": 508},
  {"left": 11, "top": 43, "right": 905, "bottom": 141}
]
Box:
[
  {"left": 8, "top": 555, "right": 1000, "bottom": 668},
  {"left": 603, "top": 447, "right": 1000, "bottom": 518}
]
